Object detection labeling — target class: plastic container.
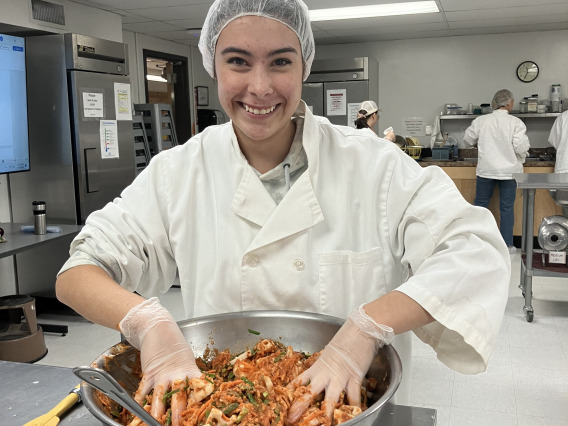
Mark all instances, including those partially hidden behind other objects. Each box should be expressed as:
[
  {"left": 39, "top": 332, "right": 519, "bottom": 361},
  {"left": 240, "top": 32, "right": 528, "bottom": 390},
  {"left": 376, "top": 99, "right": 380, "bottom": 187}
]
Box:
[
  {"left": 551, "top": 84, "right": 562, "bottom": 101},
  {"left": 432, "top": 147, "right": 451, "bottom": 160}
]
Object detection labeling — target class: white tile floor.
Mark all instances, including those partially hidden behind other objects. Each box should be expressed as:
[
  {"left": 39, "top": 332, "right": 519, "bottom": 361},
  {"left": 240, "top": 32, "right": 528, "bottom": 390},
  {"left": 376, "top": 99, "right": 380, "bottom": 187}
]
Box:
[{"left": 35, "top": 253, "right": 568, "bottom": 426}]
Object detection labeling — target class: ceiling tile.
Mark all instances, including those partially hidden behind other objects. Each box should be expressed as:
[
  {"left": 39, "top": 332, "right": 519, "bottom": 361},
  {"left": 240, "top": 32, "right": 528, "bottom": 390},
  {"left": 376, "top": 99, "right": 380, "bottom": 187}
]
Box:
[
  {"left": 130, "top": 4, "right": 211, "bottom": 21},
  {"left": 439, "top": 0, "right": 565, "bottom": 12},
  {"left": 122, "top": 21, "right": 182, "bottom": 33},
  {"left": 449, "top": 13, "right": 568, "bottom": 29},
  {"left": 446, "top": 4, "right": 568, "bottom": 21},
  {"left": 69, "top": 0, "right": 568, "bottom": 48}
]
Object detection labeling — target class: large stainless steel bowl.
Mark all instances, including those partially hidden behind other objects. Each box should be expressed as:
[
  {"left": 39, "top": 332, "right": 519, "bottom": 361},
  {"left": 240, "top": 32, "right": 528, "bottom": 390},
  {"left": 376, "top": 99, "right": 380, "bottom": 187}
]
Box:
[{"left": 81, "top": 310, "right": 402, "bottom": 426}]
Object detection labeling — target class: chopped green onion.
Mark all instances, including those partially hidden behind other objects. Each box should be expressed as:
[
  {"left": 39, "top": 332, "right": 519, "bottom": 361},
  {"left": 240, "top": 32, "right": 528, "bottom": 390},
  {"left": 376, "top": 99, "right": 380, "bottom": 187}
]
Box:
[
  {"left": 228, "top": 371, "right": 234, "bottom": 380},
  {"left": 236, "top": 407, "right": 249, "bottom": 423},
  {"left": 110, "top": 410, "right": 121, "bottom": 418},
  {"left": 165, "top": 409, "right": 172, "bottom": 425},
  {"left": 204, "top": 377, "right": 215, "bottom": 385},
  {"left": 241, "top": 376, "right": 254, "bottom": 387},
  {"left": 248, "top": 329, "right": 261, "bottom": 335},
  {"left": 162, "top": 389, "right": 180, "bottom": 403},
  {"left": 274, "top": 351, "right": 286, "bottom": 362},
  {"left": 246, "top": 392, "right": 257, "bottom": 405},
  {"left": 204, "top": 409, "right": 211, "bottom": 420},
  {"left": 206, "top": 372, "right": 216, "bottom": 378},
  {"left": 223, "top": 402, "right": 240, "bottom": 415}
]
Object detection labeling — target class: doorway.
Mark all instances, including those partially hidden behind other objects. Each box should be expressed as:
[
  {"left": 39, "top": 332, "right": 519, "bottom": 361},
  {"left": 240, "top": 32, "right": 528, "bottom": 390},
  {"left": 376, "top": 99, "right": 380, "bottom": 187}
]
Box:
[{"left": 143, "top": 50, "right": 191, "bottom": 143}]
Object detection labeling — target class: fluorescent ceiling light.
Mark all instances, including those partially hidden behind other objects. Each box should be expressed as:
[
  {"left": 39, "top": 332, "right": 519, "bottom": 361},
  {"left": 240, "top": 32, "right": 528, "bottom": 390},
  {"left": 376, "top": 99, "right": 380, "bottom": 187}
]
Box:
[
  {"left": 310, "top": 1, "right": 439, "bottom": 22},
  {"left": 147, "top": 75, "right": 167, "bottom": 82}
]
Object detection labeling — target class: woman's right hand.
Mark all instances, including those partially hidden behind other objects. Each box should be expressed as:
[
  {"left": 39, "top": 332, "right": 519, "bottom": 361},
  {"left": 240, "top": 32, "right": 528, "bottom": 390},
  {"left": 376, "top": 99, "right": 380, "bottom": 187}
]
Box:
[{"left": 119, "top": 298, "right": 201, "bottom": 421}]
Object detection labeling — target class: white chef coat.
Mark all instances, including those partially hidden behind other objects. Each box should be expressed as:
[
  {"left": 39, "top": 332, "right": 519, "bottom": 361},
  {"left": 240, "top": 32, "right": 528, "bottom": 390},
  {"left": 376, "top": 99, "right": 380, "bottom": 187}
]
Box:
[
  {"left": 463, "top": 109, "right": 530, "bottom": 179},
  {"left": 60, "top": 101, "right": 510, "bottom": 402},
  {"left": 549, "top": 110, "right": 568, "bottom": 173}
]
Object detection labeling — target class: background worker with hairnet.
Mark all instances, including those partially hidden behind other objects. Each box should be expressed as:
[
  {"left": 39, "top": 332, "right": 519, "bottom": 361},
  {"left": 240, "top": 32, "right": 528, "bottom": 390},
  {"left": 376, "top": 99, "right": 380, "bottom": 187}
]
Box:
[
  {"left": 55, "top": 1, "right": 510, "bottom": 425},
  {"left": 464, "top": 89, "right": 531, "bottom": 254}
]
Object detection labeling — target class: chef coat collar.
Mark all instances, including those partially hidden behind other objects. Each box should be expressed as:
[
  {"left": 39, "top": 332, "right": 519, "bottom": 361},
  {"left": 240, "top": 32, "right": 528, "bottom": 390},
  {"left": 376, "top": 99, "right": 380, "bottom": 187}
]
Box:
[{"left": 230, "top": 101, "right": 324, "bottom": 248}]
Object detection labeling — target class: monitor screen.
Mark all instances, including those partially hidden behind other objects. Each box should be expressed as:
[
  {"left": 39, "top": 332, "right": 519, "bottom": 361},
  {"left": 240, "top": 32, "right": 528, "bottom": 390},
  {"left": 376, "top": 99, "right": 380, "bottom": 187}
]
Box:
[{"left": 0, "top": 33, "right": 30, "bottom": 174}]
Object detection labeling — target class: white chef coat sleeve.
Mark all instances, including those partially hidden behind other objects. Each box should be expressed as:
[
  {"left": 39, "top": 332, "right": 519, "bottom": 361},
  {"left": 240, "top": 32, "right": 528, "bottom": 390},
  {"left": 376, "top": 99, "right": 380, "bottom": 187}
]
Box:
[
  {"left": 512, "top": 119, "right": 530, "bottom": 160},
  {"left": 58, "top": 151, "right": 177, "bottom": 297},
  {"left": 548, "top": 113, "right": 563, "bottom": 148},
  {"left": 463, "top": 118, "right": 479, "bottom": 147},
  {"left": 385, "top": 158, "right": 510, "bottom": 375}
]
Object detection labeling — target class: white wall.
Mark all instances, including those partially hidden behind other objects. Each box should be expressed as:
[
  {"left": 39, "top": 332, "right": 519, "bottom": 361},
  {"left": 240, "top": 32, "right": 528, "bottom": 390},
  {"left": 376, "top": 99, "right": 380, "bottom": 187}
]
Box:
[
  {"left": 315, "top": 30, "right": 568, "bottom": 149},
  {"left": 0, "top": 0, "right": 122, "bottom": 42}
]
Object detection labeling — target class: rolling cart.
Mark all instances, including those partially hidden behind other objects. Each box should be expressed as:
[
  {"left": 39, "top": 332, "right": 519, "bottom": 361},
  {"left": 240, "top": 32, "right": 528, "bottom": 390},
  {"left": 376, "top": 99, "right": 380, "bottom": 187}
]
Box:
[{"left": 513, "top": 173, "right": 568, "bottom": 322}]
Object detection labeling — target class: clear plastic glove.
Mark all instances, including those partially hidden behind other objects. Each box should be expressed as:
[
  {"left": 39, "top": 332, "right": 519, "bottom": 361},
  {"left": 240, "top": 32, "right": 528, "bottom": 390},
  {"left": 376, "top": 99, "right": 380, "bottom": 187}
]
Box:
[
  {"left": 119, "top": 297, "right": 201, "bottom": 421},
  {"left": 287, "top": 305, "right": 394, "bottom": 423}
]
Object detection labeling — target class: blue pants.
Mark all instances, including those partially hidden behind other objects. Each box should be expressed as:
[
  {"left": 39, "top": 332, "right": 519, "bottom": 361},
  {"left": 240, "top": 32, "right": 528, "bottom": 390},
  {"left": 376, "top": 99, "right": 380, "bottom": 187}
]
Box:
[{"left": 474, "top": 177, "right": 517, "bottom": 246}]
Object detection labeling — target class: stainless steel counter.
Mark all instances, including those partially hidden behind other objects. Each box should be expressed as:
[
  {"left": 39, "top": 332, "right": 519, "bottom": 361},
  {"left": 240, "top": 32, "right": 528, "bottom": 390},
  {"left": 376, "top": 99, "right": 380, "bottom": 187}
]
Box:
[
  {"left": 513, "top": 173, "right": 568, "bottom": 322},
  {"left": 513, "top": 172, "right": 568, "bottom": 190},
  {"left": 1, "top": 361, "right": 436, "bottom": 426}
]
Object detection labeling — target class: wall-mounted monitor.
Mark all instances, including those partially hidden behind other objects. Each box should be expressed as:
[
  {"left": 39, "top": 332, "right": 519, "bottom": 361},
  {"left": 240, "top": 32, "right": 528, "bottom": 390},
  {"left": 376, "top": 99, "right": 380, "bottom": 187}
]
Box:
[{"left": 0, "top": 33, "right": 30, "bottom": 174}]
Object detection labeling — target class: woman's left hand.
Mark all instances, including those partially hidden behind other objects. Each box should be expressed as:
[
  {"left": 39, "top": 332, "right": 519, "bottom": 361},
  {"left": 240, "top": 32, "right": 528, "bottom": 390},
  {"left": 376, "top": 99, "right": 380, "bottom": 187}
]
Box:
[{"left": 287, "top": 306, "right": 394, "bottom": 422}]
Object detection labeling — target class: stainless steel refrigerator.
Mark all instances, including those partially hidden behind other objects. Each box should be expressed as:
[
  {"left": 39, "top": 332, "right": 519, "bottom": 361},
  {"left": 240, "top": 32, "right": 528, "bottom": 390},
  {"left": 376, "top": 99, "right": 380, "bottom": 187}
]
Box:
[
  {"left": 9, "top": 33, "right": 135, "bottom": 296},
  {"left": 302, "top": 57, "right": 378, "bottom": 128}
]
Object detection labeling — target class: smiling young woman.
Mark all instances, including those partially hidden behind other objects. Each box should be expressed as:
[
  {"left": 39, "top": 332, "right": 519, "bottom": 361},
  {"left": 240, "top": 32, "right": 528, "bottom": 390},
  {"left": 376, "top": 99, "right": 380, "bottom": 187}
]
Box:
[
  {"left": 214, "top": 15, "right": 303, "bottom": 173},
  {"left": 55, "top": 1, "right": 511, "bottom": 425}
]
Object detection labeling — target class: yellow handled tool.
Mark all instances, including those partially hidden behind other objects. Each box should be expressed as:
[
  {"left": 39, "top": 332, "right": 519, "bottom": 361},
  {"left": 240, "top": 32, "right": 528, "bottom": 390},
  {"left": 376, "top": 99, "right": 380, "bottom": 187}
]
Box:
[{"left": 23, "top": 384, "right": 81, "bottom": 426}]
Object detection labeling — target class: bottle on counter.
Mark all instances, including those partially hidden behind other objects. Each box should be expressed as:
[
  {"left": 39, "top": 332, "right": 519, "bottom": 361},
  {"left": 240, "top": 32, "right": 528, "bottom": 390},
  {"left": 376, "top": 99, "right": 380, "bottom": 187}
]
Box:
[
  {"left": 32, "top": 201, "right": 46, "bottom": 235},
  {"left": 551, "top": 84, "right": 562, "bottom": 113}
]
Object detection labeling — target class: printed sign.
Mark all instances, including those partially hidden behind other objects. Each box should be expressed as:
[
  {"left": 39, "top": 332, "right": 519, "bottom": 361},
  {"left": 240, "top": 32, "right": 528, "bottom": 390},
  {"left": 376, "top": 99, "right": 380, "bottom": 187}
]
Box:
[
  {"left": 326, "top": 89, "right": 346, "bottom": 116},
  {"left": 83, "top": 92, "right": 104, "bottom": 118}
]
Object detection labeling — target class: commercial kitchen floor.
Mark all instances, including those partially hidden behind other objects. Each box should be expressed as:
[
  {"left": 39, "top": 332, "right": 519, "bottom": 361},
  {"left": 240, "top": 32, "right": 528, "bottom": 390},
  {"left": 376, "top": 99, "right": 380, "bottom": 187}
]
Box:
[{"left": 35, "top": 252, "right": 568, "bottom": 426}]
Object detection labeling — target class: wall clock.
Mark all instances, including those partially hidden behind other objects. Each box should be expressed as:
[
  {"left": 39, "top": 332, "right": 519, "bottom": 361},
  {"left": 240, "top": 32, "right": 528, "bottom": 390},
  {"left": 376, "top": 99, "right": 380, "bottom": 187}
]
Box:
[{"left": 516, "top": 61, "right": 539, "bottom": 83}]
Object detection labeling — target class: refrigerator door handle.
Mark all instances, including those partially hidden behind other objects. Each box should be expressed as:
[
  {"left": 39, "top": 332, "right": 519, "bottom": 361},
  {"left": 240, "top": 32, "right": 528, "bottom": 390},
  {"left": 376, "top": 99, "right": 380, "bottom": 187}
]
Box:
[{"left": 84, "top": 148, "right": 100, "bottom": 193}]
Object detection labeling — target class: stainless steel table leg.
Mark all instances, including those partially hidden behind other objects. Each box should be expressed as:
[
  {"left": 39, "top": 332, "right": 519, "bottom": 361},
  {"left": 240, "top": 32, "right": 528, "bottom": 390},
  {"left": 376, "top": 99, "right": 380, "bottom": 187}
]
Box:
[{"left": 523, "top": 188, "right": 535, "bottom": 322}]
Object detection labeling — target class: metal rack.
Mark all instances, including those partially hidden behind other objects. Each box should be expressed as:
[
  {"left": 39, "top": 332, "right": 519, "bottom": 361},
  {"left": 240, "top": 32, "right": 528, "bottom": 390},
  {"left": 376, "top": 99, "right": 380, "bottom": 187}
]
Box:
[
  {"left": 513, "top": 173, "right": 568, "bottom": 322},
  {"left": 133, "top": 103, "right": 179, "bottom": 156},
  {"left": 439, "top": 112, "right": 561, "bottom": 120},
  {"left": 132, "top": 115, "right": 151, "bottom": 175}
]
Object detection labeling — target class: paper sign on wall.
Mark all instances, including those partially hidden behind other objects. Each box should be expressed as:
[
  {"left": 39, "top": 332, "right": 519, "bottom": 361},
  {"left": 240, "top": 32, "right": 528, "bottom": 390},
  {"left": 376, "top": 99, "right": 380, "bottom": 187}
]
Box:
[
  {"left": 326, "top": 89, "right": 346, "bottom": 116},
  {"left": 99, "top": 120, "right": 119, "bottom": 159},
  {"left": 83, "top": 92, "right": 104, "bottom": 118},
  {"left": 401, "top": 117, "right": 425, "bottom": 136},
  {"left": 114, "top": 83, "right": 132, "bottom": 121}
]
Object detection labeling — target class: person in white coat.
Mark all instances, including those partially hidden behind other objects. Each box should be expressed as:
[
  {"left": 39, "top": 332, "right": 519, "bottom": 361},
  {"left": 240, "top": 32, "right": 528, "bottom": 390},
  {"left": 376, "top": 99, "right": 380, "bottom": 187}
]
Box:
[
  {"left": 463, "top": 89, "right": 530, "bottom": 254},
  {"left": 548, "top": 110, "right": 568, "bottom": 216},
  {"left": 355, "top": 100, "right": 395, "bottom": 142},
  {"left": 55, "top": 0, "right": 510, "bottom": 424}
]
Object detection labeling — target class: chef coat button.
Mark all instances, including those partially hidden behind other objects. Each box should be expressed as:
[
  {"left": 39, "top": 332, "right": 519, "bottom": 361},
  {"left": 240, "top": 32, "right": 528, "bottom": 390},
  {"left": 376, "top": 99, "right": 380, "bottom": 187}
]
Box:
[
  {"left": 247, "top": 255, "right": 261, "bottom": 267},
  {"left": 294, "top": 258, "right": 305, "bottom": 271}
]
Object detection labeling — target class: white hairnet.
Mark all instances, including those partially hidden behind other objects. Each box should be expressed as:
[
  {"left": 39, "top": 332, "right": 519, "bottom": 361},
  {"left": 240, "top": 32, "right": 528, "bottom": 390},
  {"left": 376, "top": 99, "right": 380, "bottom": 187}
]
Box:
[
  {"left": 198, "top": 0, "right": 315, "bottom": 81},
  {"left": 491, "top": 89, "right": 514, "bottom": 110}
]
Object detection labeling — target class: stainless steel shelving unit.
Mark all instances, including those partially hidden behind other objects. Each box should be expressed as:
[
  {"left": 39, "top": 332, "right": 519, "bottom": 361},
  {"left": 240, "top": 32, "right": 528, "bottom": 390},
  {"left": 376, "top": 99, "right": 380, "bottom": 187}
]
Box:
[
  {"left": 513, "top": 173, "right": 568, "bottom": 322},
  {"left": 439, "top": 112, "right": 561, "bottom": 120}
]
